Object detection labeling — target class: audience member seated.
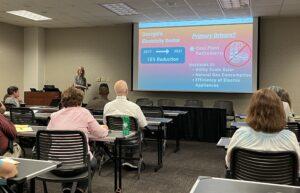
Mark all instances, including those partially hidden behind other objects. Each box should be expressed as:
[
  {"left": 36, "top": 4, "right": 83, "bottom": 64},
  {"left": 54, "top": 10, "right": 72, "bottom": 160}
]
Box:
[
  {"left": 0, "top": 114, "right": 17, "bottom": 156},
  {"left": 103, "top": 80, "right": 147, "bottom": 128},
  {"left": 0, "top": 102, "right": 5, "bottom": 114},
  {"left": 0, "top": 159, "right": 18, "bottom": 179},
  {"left": 103, "top": 80, "right": 147, "bottom": 169},
  {"left": 281, "top": 89, "right": 294, "bottom": 116},
  {"left": 269, "top": 86, "right": 295, "bottom": 122},
  {"left": 86, "top": 83, "right": 110, "bottom": 111},
  {"left": 225, "top": 88, "right": 300, "bottom": 169},
  {"left": 47, "top": 87, "right": 108, "bottom": 193},
  {"left": 4, "top": 86, "right": 22, "bottom": 108}
]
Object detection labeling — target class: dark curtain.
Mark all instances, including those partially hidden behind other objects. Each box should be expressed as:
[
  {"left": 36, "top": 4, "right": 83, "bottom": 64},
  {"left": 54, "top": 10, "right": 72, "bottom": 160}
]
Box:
[{"left": 163, "top": 106, "right": 226, "bottom": 142}]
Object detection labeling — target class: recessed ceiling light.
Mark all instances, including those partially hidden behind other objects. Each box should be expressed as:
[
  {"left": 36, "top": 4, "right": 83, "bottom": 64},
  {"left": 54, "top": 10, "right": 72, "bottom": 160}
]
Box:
[
  {"left": 219, "top": 0, "right": 249, "bottom": 9},
  {"left": 101, "top": 3, "right": 138, "bottom": 16},
  {"left": 6, "top": 10, "right": 52, "bottom": 21}
]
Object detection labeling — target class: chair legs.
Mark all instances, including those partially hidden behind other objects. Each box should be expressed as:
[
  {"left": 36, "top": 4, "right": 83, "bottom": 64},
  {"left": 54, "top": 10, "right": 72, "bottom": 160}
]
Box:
[
  {"left": 0, "top": 186, "right": 15, "bottom": 193},
  {"left": 42, "top": 181, "right": 48, "bottom": 193}
]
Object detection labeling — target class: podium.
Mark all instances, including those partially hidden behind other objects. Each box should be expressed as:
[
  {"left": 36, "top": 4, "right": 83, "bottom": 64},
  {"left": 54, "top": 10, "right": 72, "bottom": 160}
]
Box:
[{"left": 24, "top": 91, "right": 61, "bottom": 106}]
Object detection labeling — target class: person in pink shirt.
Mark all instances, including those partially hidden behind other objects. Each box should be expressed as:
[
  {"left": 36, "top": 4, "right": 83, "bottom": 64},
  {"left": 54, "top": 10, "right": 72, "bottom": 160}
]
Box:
[{"left": 47, "top": 86, "right": 108, "bottom": 193}]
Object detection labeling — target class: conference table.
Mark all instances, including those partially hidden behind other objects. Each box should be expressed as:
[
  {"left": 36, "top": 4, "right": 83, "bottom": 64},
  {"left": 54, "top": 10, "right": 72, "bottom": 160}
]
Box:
[
  {"left": 4, "top": 106, "right": 182, "bottom": 120},
  {"left": 162, "top": 110, "right": 188, "bottom": 152},
  {"left": 190, "top": 176, "right": 300, "bottom": 193},
  {"left": 0, "top": 157, "right": 60, "bottom": 193},
  {"left": 5, "top": 105, "right": 227, "bottom": 143},
  {"left": 15, "top": 125, "right": 136, "bottom": 192}
]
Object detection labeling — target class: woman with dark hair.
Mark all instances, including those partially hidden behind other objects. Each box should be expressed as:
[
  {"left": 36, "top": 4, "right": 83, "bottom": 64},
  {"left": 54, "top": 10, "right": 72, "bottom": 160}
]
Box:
[
  {"left": 269, "top": 86, "right": 295, "bottom": 122},
  {"left": 4, "top": 86, "right": 22, "bottom": 107},
  {"left": 225, "top": 89, "right": 300, "bottom": 169},
  {"left": 47, "top": 87, "right": 108, "bottom": 193}
]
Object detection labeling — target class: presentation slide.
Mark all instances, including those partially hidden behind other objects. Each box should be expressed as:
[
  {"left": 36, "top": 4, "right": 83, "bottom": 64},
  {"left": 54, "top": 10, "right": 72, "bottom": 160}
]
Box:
[{"left": 133, "top": 18, "right": 258, "bottom": 93}]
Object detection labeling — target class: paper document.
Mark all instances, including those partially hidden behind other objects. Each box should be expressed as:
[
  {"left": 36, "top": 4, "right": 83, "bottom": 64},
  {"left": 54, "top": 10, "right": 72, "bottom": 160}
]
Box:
[{"left": 14, "top": 125, "right": 33, "bottom": 132}]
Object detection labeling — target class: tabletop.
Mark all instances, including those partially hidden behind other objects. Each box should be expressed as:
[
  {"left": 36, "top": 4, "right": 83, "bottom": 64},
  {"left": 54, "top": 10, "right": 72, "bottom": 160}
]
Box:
[
  {"left": 231, "top": 121, "right": 248, "bottom": 128},
  {"left": 0, "top": 157, "right": 60, "bottom": 185},
  {"left": 5, "top": 107, "right": 183, "bottom": 120},
  {"left": 235, "top": 114, "right": 247, "bottom": 119},
  {"left": 17, "top": 125, "right": 136, "bottom": 142},
  {"left": 94, "top": 115, "right": 172, "bottom": 126},
  {"left": 190, "top": 176, "right": 300, "bottom": 193},
  {"left": 163, "top": 110, "right": 188, "bottom": 117},
  {"left": 216, "top": 137, "right": 231, "bottom": 149}
]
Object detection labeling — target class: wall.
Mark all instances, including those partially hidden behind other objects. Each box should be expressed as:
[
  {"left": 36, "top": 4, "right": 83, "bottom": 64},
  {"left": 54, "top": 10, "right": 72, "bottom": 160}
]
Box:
[
  {"left": 0, "top": 22, "right": 24, "bottom": 100},
  {"left": 44, "top": 17, "right": 300, "bottom": 113},
  {"left": 45, "top": 25, "right": 132, "bottom": 103},
  {"left": 24, "top": 27, "right": 46, "bottom": 91},
  {"left": 259, "top": 17, "right": 300, "bottom": 113}
]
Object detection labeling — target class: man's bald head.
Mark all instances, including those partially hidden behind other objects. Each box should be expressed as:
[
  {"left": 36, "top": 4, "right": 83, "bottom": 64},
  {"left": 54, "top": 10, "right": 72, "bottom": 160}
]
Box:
[{"left": 114, "top": 80, "right": 128, "bottom": 96}]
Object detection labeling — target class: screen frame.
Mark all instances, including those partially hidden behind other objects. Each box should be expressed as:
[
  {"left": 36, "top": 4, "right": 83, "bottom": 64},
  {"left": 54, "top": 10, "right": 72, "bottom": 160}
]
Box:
[{"left": 131, "top": 18, "right": 259, "bottom": 94}]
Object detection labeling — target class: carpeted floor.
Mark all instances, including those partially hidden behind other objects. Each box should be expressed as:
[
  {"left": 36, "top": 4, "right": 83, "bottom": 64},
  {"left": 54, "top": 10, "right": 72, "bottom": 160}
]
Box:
[{"left": 32, "top": 141, "right": 226, "bottom": 193}]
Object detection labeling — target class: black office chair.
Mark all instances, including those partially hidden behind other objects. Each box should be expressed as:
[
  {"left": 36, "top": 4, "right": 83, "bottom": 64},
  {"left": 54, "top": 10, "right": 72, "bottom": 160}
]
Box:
[
  {"left": 214, "top": 100, "right": 235, "bottom": 135},
  {"left": 213, "top": 100, "right": 235, "bottom": 117},
  {"left": 287, "top": 122, "right": 300, "bottom": 141},
  {"left": 157, "top": 99, "right": 176, "bottom": 107},
  {"left": 35, "top": 130, "right": 92, "bottom": 193},
  {"left": 141, "top": 106, "right": 164, "bottom": 118},
  {"left": 9, "top": 107, "right": 36, "bottom": 151},
  {"left": 86, "top": 108, "right": 103, "bottom": 116},
  {"left": 141, "top": 106, "right": 167, "bottom": 153},
  {"left": 0, "top": 186, "right": 15, "bottom": 193},
  {"left": 106, "top": 116, "right": 144, "bottom": 179},
  {"left": 228, "top": 147, "right": 298, "bottom": 185},
  {"left": 9, "top": 107, "right": 35, "bottom": 125},
  {"left": 184, "top": 99, "right": 203, "bottom": 107},
  {"left": 136, "top": 98, "right": 153, "bottom": 107}
]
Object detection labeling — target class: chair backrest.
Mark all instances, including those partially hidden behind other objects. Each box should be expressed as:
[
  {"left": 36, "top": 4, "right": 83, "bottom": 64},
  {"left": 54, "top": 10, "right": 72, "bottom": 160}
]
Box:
[
  {"left": 91, "top": 109, "right": 103, "bottom": 115},
  {"left": 106, "top": 115, "right": 139, "bottom": 131},
  {"left": 10, "top": 107, "right": 35, "bottom": 125},
  {"left": 4, "top": 103, "right": 16, "bottom": 111},
  {"left": 287, "top": 122, "right": 300, "bottom": 140},
  {"left": 213, "top": 100, "right": 234, "bottom": 116},
  {"left": 157, "top": 99, "right": 175, "bottom": 107},
  {"left": 141, "top": 106, "right": 164, "bottom": 118},
  {"left": 230, "top": 147, "right": 298, "bottom": 185},
  {"left": 136, "top": 98, "right": 153, "bottom": 107},
  {"left": 184, "top": 99, "right": 203, "bottom": 107},
  {"left": 36, "top": 130, "right": 88, "bottom": 170}
]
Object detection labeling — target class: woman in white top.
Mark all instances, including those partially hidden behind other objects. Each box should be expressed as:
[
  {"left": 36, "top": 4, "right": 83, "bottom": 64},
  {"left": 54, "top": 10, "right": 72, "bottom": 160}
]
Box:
[
  {"left": 226, "top": 88, "right": 300, "bottom": 169},
  {"left": 269, "top": 86, "right": 295, "bottom": 122}
]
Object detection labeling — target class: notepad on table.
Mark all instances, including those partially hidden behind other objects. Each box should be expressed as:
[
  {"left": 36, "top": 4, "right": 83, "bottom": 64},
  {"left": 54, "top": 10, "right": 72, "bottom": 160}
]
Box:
[{"left": 14, "top": 125, "right": 33, "bottom": 132}]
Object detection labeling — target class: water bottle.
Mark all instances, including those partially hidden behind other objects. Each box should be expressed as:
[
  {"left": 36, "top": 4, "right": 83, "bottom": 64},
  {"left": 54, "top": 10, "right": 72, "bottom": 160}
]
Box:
[{"left": 122, "top": 116, "right": 130, "bottom": 136}]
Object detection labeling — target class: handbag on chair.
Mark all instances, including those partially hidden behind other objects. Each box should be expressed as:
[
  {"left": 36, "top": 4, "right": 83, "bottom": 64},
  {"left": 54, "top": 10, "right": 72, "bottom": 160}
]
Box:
[{"left": 3, "top": 140, "right": 24, "bottom": 158}]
